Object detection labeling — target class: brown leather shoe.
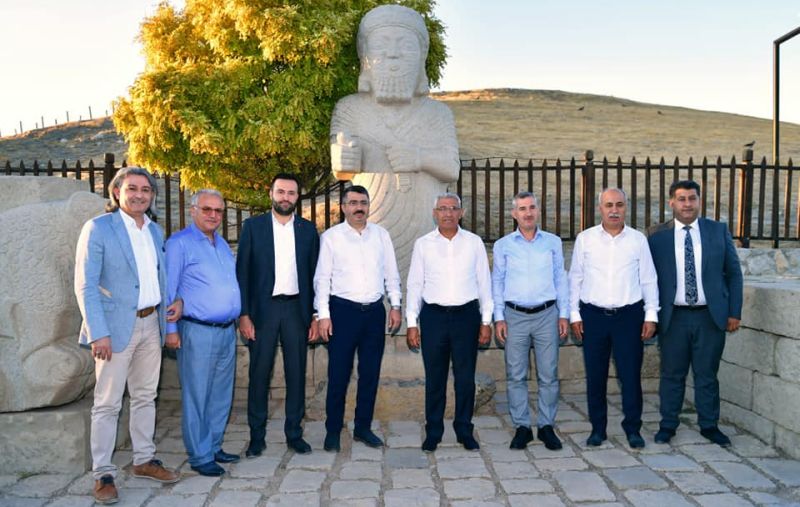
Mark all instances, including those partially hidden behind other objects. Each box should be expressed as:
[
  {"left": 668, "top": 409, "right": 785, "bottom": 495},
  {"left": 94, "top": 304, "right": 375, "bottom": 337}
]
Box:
[
  {"left": 93, "top": 474, "right": 119, "bottom": 504},
  {"left": 131, "top": 459, "right": 180, "bottom": 483}
]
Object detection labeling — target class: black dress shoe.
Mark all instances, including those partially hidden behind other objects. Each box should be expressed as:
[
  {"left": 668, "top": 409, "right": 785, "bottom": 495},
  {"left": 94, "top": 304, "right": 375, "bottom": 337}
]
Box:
[
  {"left": 586, "top": 431, "right": 607, "bottom": 447},
  {"left": 353, "top": 429, "right": 384, "bottom": 448},
  {"left": 191, "top": 461, "right": 225, "bottom": 477},
  {"left": 626, "top": 432, "right": 646, "bottom": 449},
  {"left": 214, "top": 450, "right": 240, "bottom": 463},
  {"left": 537, "top": 425, "right": 563, "bottom": 450},
  {"left": 421, "top": 436, "right": 439, "bottom": 453},
  {"left": 654, "top": 428, "right": 676, "bottom": 444},
  {"left": 288, "top": 438, "right": 312, "bottom": 454},
  {"left": 324, "top": 432, "right": 341, "bottom": 452},
  {"left": 245, "top": 440, "right": 265, "bottom": 459},
  {"left": 457, "top": 434, "right": 480, "bottom": 451},
  {"left": 509, "top": 426, "right": 534, "bottom": 450},
  {"left": 701, "top": 427, "right": 731, "bottom": 447}
]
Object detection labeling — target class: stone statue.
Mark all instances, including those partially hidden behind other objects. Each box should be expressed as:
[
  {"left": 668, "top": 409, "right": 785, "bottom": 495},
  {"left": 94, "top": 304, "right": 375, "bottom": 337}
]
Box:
[
  {"left": 330, "top": 4, "right": 460, "bottom": 278},
  {"left": 0, "top": 177, "right": 105, "bottom": 412}
]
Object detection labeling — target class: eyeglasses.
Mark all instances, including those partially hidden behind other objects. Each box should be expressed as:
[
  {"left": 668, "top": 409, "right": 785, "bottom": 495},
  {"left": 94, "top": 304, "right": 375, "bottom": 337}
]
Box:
[
  {"left": 195, "top": 206, "right": 224, "bottom": 216},
  {"left": 345, "top": 200, "right": 370, "bottom": 207},
  {"left": 434, "top": 206, "right": 461, "bottom": 213}
]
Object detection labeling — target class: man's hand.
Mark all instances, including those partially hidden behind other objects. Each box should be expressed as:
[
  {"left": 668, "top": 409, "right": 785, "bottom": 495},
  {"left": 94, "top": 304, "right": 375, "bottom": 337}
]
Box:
[
  {"left": 307, "top": 318, "right": 320, "bottom": 343},
  {"left": 239, "top": 315, "right": 255, "bottom": 341},
  {"left": 478, "top": 324, "right": 491, "bottom": 346},
  {"left": 494, "top": 321, "right": 508, "bottom": 345},
  {"left": 166, "top": 299, "right": 183, "bottom": 323},
  {"left": 331, "top": 132, "right": 362, "bottom": 174},
  {"left": 570, "top": 321, "right": 584, "bottom": 341},
  {"left": 387, "top": 144, "right": 420, "bottom": 173},
  {"left": 387, "top": 309, "right": 402, "bottom": 335},
  {"left": 318, "top": 318, "right": 333, "bottom": 342},
  {"left": 726, "top": 318, "right": 741, "bottom": 333},
  {"left": 91, "top": 336, "right": 112, "bottom": 361},
  {"left": 406, "top": 326, "right": 420, "bottom": 351},
  {"left": 641, "top": 321, "right": 656, "bottom": 340},
  {"left": 165, "top": 332, "right": 181, "bottom": 349},
  {"left": 558, "top": 318, "right": 569, "bottom": 338}
]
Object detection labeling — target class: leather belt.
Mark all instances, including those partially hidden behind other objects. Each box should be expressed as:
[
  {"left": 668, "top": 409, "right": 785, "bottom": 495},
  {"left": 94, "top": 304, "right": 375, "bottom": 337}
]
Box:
[
  {"left": 424, "top": 299, "right": 478, "bottom": 313},
  {"left": 182, "top": 315, "right": 235, "bottom": 328},
  {"left": 674, "top": 305, "right": 708, "bottom": 311},
  {"left": 272, "top": 294, "right": 299, "bottom": 301},
  {"left": 506, "top": 300, "right": 556, "bottom": 315},
  {"left": 136, "top": 306, "right": 157, "bottom": 318},
  {"left": 330, "top": 295, "right": 383, "bottom": 312},
  {"left": 580, "top": 300, "right": 643, "bottom": 316}
]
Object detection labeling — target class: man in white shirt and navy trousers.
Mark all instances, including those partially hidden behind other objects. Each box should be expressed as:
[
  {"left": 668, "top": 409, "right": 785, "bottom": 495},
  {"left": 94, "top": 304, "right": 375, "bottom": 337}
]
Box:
[
  {"left": 569, "top": 188, "right": 659, "bottom": 449},
  {"left": 406, "top": 192, "right": 493, "bottom": 452}
]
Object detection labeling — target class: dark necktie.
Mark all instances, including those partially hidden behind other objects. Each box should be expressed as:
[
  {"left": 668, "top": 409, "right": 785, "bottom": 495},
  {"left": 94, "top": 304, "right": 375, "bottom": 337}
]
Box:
[{"left": 684, "top": 225, "right": 698, "bottom": 305}]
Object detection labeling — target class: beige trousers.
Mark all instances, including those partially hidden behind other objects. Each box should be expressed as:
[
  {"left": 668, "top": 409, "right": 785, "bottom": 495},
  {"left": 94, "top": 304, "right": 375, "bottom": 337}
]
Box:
[{"left": 91, "top": 312, "right": 162, "bottom": 479}]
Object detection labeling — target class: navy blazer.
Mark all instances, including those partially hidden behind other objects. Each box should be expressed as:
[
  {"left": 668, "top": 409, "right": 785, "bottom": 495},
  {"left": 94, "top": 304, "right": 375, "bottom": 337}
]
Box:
[
  {"left": 647, "top": 217, "right": 743, "bottom": 334},
  {"left": 236, "top": 212, "right": 320, "bottom": 329}
]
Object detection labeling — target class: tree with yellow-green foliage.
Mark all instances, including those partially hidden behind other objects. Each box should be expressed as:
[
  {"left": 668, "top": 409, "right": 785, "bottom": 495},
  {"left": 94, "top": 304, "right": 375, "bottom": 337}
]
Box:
[{"left": 113, "top": 0, "right": 447, "bottom": 206}]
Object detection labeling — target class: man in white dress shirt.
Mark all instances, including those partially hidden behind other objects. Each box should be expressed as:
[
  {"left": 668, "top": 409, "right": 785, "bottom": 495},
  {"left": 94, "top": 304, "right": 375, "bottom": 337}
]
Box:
[
  {"left": 406, "top": 192, "right": 493, "bottom": 452},
  {"left": 315, "top": 185, "right": 402, "bottom": 452},
  {"left": 569, "top": 188, "right": 659, "bottom": 449}
]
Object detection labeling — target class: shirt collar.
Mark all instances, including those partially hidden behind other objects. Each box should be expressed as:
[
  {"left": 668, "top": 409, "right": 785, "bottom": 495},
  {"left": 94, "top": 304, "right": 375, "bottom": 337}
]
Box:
[
  {"left": 188, "top": 222, "right": 219, "bottom": 243},
  {"left": 512, "top": 227, "right": 540, "bottom": 242},
  {"left": 433, "top": 225, "right": 463, "bottom": 240},
  {"left": 272, "top": 212, "right": 295, "bottom": 228},
  {"left": 599, "top": 223, "right": 627, "bottom": 238},
  {"left": 675, "top": 217, "right": 699, "bottom": 230},
  {"left": 119, "top": 209, "right": 151, "bottom": 230}
]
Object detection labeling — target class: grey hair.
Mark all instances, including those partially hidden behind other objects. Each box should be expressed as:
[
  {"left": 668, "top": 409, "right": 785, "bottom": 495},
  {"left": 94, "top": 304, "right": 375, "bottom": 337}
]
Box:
[
  {"left": 106, "top": 166, "right": 158, "bottom": 217},
  {"left": 598, "top": 187, "right": 628, "bottom": 203},
  {"left": 434, "top": 192, "right": 462, "bottom": 208},
  {"left": 511, "top": 191, "right": 538, "bottom": 209},
  {"left": 190, "top": 189, "right": 224, "bottom": 207}
]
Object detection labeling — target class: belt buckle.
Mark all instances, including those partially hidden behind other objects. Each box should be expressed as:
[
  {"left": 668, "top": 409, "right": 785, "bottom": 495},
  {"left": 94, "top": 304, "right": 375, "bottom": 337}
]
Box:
[
  {"left": 360, "top": 303, "right": 371, "bottom": 311},
  {"left": 603, "top": 307, "right": 617, "bottom": 316}
]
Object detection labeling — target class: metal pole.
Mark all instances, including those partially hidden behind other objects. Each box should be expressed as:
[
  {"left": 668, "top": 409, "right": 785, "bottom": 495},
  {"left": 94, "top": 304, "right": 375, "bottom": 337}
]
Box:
[{"left": 773, "top": 26, "right": 800, "bottom": 167}]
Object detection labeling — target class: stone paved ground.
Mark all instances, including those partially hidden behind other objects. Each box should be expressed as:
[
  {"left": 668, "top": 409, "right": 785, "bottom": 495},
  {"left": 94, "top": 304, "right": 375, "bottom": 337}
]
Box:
[{"left": 3, "top": 391, "right": 800, "bottom": 506}]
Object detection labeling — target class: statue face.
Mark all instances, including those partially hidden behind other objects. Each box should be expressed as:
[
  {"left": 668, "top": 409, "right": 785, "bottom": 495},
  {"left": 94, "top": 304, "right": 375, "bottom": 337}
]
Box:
[{"left": 364, "top": 26, "right": 422, "bottom": 103}]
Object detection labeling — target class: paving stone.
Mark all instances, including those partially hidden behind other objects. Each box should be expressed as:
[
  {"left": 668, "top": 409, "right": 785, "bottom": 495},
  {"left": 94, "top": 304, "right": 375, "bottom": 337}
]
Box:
[
  {"left": 707, "top": 461, "right": 776, "bottom": 489},
  {"left": 437, "top": 457, "right": 491, "bottom": 479},
  {"left": 111, "top": 488, "right": 156, "bottom": 506},
  {"left": 157, "top": 438, "right": 185, "bottom": 453},
  {"left": 500, "top": 478, "right": 554, "bottom": 494},
  {"left": 443, "top": 478, "right": 496, "bottom": 500},
  {"left": 0, "top": 497, "right": 47, "bottom": 507},
  {"left": 625, "top": 490, "right": 696, "bottom": 507},
  {"left": 265, "top": 492, "right": 320, "bottom": 506},
  {"left": 384, "top": 488, "right": 440, "bottom": 507},
  {"left": 554, "top": 471, "right": 615, "bottom": 502},
  {"left": 672, "top": 428, "right": 710, "bottom": 445},
  {"left": 571, "top": 432, "right": 615, "bottom": 450},
  {"left": 384, "top": 448, "right": 429, "bottom": 469},
  {"left": 476, "top": 429, "right": 511, "bottom": 445},
  {"left": 0, "top": 475, "right": 18, "bottom": 489},
  {"left": 582, "top": 449, "right": 641, "bottom": 468},
  {"left": 450, "top": 501, "right": 505, "bottom": 507},
  {"left": 386, "top": 434, "right": 419, "bottom": 448},
  {"left": 611, "top": 434, "right": 671, "bottom": 454},
  {"left": 730, "top": 435, "right": 780, "bottom": 458},
  {"left": 473, "top": 416, "right": 504, "bottom": 428},
  {"left": 119, "top": 475, "right": 165, "bottom": 489},
  {"left": 483, "top": 444, "right": 530, "bottom": 462},
  {"left": 153, "top": 452, "right": 188, "bottom": 470},
  {"left": 217, "top": 478, "right": 264, "bottom": 490},
  {"left": 603, "top": 466, "right": 668, "bottom": 489},
  {"left": 171, "top": 475, "right": 220, "bottom": 494},
  {"left": 391, "top": 468, "right": 434, "bottom": 489},
  {"left": 535, "top": 457, "right": 588, "bottom": 471},
  {"left": 641, "top": 454, "right": 703, "bottom": 472},
  {"left": 750, "top": 459, "right": 800, "bottom": 486},
  {"left": 388, "top": 421, "right": 421, "bottom": 434},
  {"left": 555, "top": 409, "right": 585, "bottom": 421},
  {"left": 340, "top": 462, "right": 383, "bottom": 481},
  {"left": 434, "top": 446, "right": 474, "bottom": 460},
  {"left": 681, "top": 444, "right": 741, "bottom": 462},
  {"left": 668, "top": 472, "right": 731, "bottom": 494},
  {"left": 6, "top": 474, "right": 75, "bottom": 497},
  {"left": 209, "top": 491, "right": 262, "bottom": 507},
  {"left": 581, "top": 504, "right": 625, "bottom": 507},
  {"left": 330, "top": 480, "right": 381, "bottom": 499},
  {"left": 746, "top": 491, "right": 800, "bottom": 505},
  {"left": 493, "top": 461, "right": 539, "bottom": 479},
  {"left": 278, "top": 470, "right": 326, "bottom": 493},
  {"left": 350, "top": 444, "right": 383, "bottom": 462},
  {"left": 146, "top": 494, "right": 208, "bottom": 507},
  {"left": 556, "top": 421, "right": 593, "bottom": 433},
  {"left": 65, "top": 472, "right": 94, "bottom": 495},
  {"left": 330, "top": 499, "right": 378, "bottom": 507},
  {"left": 529, "top": 444, "right": 575, "bottom": 459},
  {"left": 508, "top": 494, "right": 565, "bottom": 507},
  {"left": 285, "top": 450, "right": 336, "bottom": 470},
  {"left": 112, "top": 451, "right": 134, "bottom": 468},
  {"left": 45, "top": 496, "right": 94, "bottom": 507},
  {"left": 228, "top": 457, "right": 280, "bottom": 478},
  {"left": 693, "top": 493, "right": 755, "bottom": 507}
]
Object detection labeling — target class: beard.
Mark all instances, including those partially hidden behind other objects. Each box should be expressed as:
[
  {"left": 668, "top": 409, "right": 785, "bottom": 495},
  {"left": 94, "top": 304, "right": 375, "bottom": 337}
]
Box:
[
  {"left": 371, "top": 71, "right": 417, "bottom": 103},
  {"left": 272, "top": 200, "right": 297, "bottom": 216}
]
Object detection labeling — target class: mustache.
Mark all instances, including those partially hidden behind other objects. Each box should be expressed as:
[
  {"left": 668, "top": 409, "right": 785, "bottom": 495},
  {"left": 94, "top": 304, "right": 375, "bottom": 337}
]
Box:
[{"left": 354, "top": 210, "right": 365, "bottom": 215}]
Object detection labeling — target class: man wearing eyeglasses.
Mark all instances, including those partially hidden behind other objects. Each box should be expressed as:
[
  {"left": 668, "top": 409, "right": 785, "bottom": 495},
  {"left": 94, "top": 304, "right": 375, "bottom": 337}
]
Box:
[
  {"left": 164, "top": 189, "right": 241, "bottom": 476},
  {"left": 314, "top": 185, "right": 402, "bottom": 452},
  {"left": 406, "top": 192, "right": 493, "bottom": 452}
]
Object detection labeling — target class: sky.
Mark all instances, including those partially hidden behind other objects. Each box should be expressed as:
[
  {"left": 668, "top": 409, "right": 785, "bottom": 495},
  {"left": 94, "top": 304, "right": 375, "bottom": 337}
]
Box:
[{"left": 1, "top": 0, "right": 799, "bottom": 139}]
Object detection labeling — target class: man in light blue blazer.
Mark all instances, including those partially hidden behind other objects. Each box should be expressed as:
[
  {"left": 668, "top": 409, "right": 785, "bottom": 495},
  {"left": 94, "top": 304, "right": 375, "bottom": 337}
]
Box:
[
  {"left": 647, "top": 180, "right": 743, "bottom": 448},
  {"left": 75, "top": 167, "right": 181, "bottom": 505}
]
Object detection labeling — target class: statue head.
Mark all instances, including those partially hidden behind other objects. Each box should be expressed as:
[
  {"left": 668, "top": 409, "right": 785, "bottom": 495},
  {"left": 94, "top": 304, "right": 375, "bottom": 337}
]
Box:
[{"left": 357, "top": 4, "right": 430, "bottom": 103}]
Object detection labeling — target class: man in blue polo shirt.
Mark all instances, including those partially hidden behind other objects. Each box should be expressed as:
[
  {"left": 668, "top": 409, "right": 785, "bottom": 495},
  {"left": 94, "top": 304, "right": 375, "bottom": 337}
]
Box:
[{"left": 165, "top": 189, "right": 241, "bottom": 476}]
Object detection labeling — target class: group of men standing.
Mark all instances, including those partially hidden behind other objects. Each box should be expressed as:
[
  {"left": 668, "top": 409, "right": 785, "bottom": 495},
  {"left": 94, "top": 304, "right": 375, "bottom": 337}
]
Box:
[{"left": 74, "top": 166, "right": 742, "bottom": 505}]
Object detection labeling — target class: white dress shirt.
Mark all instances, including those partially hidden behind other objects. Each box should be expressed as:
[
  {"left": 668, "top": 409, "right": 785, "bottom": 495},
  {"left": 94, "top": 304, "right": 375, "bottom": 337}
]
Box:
[
  {"left": 119, "top": 209, "right": 161, "bottom": 309},
  {"left": 568, "top": 224, "right": 659, "bottom": 323},
  {"left": 314, "top": 221, "right": 401, "bottom": 320},
  {"left": 272, "top": 213, "right": 300, "bottom": 296},
  {"left": 673, "top": 218, "right": 707, "bottom": 305},
  {"left": 406, "top": 227, "right": 493, "bottom": 328}
]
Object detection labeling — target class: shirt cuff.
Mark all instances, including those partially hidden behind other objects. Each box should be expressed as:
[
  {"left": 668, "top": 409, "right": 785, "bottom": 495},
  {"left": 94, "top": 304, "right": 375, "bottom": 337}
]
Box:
[
  {"left": 406, "top": 315, "right": 418, "bottom": 328},
  {"left": 570, "top": 310, "right": 582, "bottom": 323},
  {"left": 644, "top": 309, "right": 659, "bottom": 323},
  {"left": 166, "top": 322, "right": 178, "bottom": 334},
  {"left": 318, "top": 307, "right": 330, "bottom": 320},
  {"left": 493, "top": 309, "right": 506, "bottom": 322}
]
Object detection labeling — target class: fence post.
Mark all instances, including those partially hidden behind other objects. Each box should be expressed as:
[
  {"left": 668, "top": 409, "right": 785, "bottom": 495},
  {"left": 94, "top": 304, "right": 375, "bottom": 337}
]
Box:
[
  {"left": 581, "top": 150, "right": 595, "bottom": 230},
  {"left": 103, "top": 153, "right": 116, "bottom": 198},
  {"left": 737, "top": 149, "right": 754, "bottom": 247}
]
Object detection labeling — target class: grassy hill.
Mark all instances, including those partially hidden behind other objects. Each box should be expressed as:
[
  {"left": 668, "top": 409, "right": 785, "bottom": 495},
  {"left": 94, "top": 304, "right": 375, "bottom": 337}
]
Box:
[{"left": 1, "top": 89, "right": 798, "bottom": 166}]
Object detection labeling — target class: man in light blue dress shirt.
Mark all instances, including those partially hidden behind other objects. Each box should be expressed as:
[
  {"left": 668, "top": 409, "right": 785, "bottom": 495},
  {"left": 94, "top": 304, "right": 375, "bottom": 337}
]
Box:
[
  {"left": 492, "top": 191, "right": 569, "bottom": 451},
  {"left": 165, "top": 189, "right": 241, "bottom": 477}
]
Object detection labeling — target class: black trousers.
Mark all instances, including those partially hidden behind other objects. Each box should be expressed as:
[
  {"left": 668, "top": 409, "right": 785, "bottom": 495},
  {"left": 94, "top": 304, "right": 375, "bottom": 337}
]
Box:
[
  {"left": 420, "top": 299, "right": 480, "bottom": 441},
  {"left": 580, "top": 301, "right": 644, "bottom": 435},
  {"left": 247, "top": 298, "right": 307, "bottom": 443}
]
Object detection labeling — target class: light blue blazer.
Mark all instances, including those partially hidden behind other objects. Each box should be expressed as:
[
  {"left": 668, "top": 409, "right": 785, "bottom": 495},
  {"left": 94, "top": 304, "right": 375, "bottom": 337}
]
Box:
[{"left": 74, "top": 211, "right": 168, "bottom": 353}]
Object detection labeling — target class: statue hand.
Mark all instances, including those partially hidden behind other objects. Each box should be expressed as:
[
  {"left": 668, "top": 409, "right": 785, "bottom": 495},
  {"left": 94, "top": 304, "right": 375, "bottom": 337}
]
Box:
[
  {"left": 331, "top": 132, "right": 362, "bottom": 174},
  {"left": 387, "top": 144, "right": 420, "bottom": 173}
]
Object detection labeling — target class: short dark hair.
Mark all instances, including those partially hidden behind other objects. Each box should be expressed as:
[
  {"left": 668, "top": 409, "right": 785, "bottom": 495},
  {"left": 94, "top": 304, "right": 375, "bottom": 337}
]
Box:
[
  {"left": 669, "top": 180, "right": 701, "bottom": 198},
  {"left": 342, "top": 185, "right": 369, "bottom": 204},
  {"left": 271, "top": 172, "right": 300, "bottom": 188}
]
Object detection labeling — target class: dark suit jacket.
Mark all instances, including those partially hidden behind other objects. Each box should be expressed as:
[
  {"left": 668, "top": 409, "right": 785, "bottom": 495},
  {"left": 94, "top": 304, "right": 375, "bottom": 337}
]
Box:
[
  {"left": 236, "top": 212, "right": 320, "bottom": 329},
  {"left": 647, "top": 217, "right": 743, "bottom": 334}
]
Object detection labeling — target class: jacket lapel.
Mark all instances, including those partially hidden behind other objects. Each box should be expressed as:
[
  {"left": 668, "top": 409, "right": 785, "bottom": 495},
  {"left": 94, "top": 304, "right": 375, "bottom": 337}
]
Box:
[
  {"left": 266, "top": 212, "right": 276, "bottom": 279},
  {"left": 698, "top": 217, "right": 710, "bottom": 274},
  {"left": 111, "top": 211, "right": 139, "bottom": 278},
  {"left": 666, "top": 219, "right": 678, "bottom": 288}
]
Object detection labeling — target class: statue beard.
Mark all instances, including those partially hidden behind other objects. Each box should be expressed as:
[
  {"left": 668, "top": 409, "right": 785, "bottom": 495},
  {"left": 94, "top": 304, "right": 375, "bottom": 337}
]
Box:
[{"left": 371, "top": 72, "right": 416, "bottom": 104}]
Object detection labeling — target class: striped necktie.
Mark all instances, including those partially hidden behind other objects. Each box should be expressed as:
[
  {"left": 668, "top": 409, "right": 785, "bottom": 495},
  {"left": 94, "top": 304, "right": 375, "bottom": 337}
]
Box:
[{"left": 684, "top": 225, "right": 698, "bottom": 305}]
